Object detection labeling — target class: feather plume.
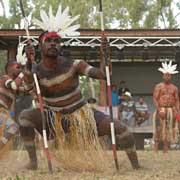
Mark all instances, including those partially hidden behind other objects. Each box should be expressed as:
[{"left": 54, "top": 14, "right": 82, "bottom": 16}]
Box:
[
  {"left": 158, "top": 61, "right": 178, "bottom": 74},
  {"left": 40, "top": 10, "right": 49, "bottom": 30},
  {"left": 32, "top": 4, "right": 80, "bottom": 37},
  {"left": 16, "top": 44, "right": 27, "bottom": 66}
]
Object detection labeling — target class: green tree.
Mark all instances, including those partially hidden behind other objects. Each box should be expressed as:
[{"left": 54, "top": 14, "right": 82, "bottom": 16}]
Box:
[
  {"left": 8, "top": 0, "right": 33, "bottom": 28},
  {"left": 0, "top": 50, "right": 7, "bottom": 74},
  {"left": 79, "top": 76, "right": 100, "bottom": 101}
]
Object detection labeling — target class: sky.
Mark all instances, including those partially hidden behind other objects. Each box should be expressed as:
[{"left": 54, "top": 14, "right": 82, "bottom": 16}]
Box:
[{"left": 0, "top": 0, "right": 180, "bottom": 28}]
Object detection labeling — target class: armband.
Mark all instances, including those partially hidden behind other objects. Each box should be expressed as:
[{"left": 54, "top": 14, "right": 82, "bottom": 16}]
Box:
[
  {"left": 5, "top": 79, "right": 13, "bottom": 89},
  {"left": 32, "top": 99, "right": 39, "bottom": 109},
  {"left": 10, "top": 81, "right": 18, "bottom": 90},
  {"left": 18, "top": 72, "right": 24, "bottom": 79}
]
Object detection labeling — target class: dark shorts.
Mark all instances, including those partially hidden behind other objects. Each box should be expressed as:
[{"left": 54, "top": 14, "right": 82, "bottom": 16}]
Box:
[{"left": 92, "top": 108, "right": 109, "bottom": 126}]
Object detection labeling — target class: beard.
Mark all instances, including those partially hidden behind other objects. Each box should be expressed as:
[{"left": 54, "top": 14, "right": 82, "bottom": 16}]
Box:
[
  {"left": 46, "top": 48, "right": 59, "bottom": 58},
  {"left": 12, "top": 71, "right": 20, "bottom": 79}
]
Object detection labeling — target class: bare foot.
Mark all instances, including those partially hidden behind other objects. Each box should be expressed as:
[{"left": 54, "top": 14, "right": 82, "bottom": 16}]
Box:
[{"left": 24, "top": 162, "right": 38, "bottom": 170}]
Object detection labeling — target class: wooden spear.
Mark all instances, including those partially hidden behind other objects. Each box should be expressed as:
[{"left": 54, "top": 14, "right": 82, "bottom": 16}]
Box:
[
  {"left": 18, "top": 0, "right": 53, "bottom": 173},
  {"left": 99, "top": 0, "right": 119, "bottom": 170}
]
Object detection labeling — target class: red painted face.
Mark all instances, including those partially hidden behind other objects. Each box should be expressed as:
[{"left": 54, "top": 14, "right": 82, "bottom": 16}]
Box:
[{"left": 40, "top": 33, "right": 62, "bottom": 58}]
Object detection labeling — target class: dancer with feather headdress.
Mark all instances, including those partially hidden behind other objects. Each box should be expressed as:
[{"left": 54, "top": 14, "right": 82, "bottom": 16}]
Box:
[
  {"left": 19, "top": 4, "right": 139, "bottom": 171},
  {"left": 0, "top": 44, "right": 30, "bottom": 156},
  {"left": 153, "top": 61, "right": 179, "bottom": 152}
]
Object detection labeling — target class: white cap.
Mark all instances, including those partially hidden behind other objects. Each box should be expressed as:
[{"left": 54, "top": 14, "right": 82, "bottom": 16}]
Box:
[{"left": 124, "top": 91, "right": 132, "bottom": 98}]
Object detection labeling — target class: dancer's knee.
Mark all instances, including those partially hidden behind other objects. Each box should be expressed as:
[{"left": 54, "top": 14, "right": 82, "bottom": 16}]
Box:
[
  {"left": 18, "top": 111, "right": 34, "bottom": 128},
  {"left": 116, "top": 132, "right": 135, "bottom": 150},
  {"left": 19, "top": 126, "right": 35, "bottom": 140}
]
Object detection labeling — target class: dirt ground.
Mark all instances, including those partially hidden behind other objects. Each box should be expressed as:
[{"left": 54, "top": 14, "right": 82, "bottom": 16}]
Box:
[{"left": 0, "top": 150, "right": 180, "bottom": 180}]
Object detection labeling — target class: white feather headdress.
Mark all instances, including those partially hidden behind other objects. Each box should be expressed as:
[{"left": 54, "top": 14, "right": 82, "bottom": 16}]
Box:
[
  {"left": 16, "top": 43, "right": 27, "bottom": 65},
  {"left": 158, "top": 61, "right": 178, "bottom": 74},
  {"left": 33, "top": 4, "right": 80, "bottom": 37}
]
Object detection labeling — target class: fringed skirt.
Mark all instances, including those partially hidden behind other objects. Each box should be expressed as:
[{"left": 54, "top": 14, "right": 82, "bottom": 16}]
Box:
[
  {"left": 44, "top": 104, "right": 109, "bottom": 171},
  {"left": 153, "top": 107, "right": 179, "bottom": 143}
]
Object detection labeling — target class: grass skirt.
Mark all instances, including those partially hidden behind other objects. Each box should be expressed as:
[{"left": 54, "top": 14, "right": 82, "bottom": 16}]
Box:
[
  {"left": 0, "top": 108, "right": 14, "bottom": 159},
  {"left": 51, "top": 104, "right": 109, "bottom": 171}
]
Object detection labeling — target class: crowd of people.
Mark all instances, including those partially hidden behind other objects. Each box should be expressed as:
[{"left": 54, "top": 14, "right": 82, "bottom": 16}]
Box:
[{"left": 111, "top": 80, "right": 150, "bottom": 127}]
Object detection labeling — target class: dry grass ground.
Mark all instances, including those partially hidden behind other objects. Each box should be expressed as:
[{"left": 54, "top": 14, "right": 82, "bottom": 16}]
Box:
[{"left": 0, "top": 150, "right": 180, "bottom": 180}]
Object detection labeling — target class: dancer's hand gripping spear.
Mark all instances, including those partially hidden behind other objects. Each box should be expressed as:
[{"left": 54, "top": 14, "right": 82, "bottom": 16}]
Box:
[
  {"left": 18, "top": 0, "right": 53, "bottom": 173},
  {"left": 99, "top": 0, "right": 119, "bottom": 170}
]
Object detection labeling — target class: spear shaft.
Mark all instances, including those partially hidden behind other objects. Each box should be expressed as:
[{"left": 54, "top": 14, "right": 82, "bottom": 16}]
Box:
[
  {"left": 18, "top": 0, "right": 53, "bottom": 173},
  {"left": 99, "top": 0, "right": 119, "bottom": 170}
]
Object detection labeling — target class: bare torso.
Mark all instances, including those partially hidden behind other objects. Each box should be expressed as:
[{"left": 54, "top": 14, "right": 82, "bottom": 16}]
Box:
[
  {"left": 154, "top": 82, "right": 178, "bottom": 107},
  {"left": 35, "top": 56, "right": 105, "bottom": 113}
]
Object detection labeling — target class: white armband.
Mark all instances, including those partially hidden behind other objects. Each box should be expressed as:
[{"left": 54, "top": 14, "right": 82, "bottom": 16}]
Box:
[
  {"left": 5, "top": 79, "right": 13, "bottom": 88},
  {"left": 32, "top": 100, "right": 39, "bottom": 109},
  {"left": 18, "top": 72, "right": 24, "bottom": 79},
  {"left": 11, "top": 81, "right": 18, "bottom": 90}
]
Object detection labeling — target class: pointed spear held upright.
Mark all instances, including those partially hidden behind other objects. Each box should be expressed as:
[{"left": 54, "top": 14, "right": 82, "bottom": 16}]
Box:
[
  {"left": 18, "top": 0, "right": 53, "bottom": 173},
  {"left": 99, "top": 0, "right": 119, "bottom": 170}
]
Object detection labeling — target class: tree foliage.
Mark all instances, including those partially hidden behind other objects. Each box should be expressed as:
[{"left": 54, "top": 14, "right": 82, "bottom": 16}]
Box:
[
  {"left": 0, "top": 0, "right": 179, "bottom": 29},
  {"left": 0, "top": 50, "right": 7, "bottom": 74}
]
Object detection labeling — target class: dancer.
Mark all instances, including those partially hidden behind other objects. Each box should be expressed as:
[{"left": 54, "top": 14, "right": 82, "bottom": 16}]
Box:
[
  {"left": 153, "top": 61, "right": 179, "bottom": 152},
  {"left": 19, "top": 4, "right": 140, "bottom": 170},
  {"left": 0, "top": 60, "right": 24, "bottom": 152}
]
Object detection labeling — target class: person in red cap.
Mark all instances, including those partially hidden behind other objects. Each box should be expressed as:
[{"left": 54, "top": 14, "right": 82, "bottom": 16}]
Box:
[{"left": 153, "top": 61, "right": 179, "bottom": 152}]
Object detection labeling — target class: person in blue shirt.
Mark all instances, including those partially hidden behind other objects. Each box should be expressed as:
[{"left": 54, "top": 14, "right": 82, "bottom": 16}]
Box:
[{"left": 111, "top": 84, "right": 119, "bottom": 106}]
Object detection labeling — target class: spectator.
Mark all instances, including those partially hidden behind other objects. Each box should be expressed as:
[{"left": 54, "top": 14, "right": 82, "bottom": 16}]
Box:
[
  {"left": 118, "top": 80, "right": 130, "bottom": 103},
  {"left": 134, "top": 96, "right": 150, "bottom": 126},
  {"left": 111, "top": 84, "right": 119, "bottom": 106},
  {"left": 119, "top": 91, "right": 135, "bottom": 126}
]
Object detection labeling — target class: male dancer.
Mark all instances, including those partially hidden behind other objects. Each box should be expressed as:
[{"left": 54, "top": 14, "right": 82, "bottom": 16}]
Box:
[
  {"left": 153, "top": 61, "right": 179, "bottom": 152},
  {"left": 0, "top": 61, "right": 24, "bottom": 151},
  {"left": 19, "top": 5, "right": 140, "bottom": 170}
]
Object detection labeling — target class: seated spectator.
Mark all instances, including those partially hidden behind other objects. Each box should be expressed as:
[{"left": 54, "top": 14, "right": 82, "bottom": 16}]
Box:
[
  {"left": 111, "top": 84, "right": 119, "bottom": 106},
  {"left": 134, "top": 96, "right": 150, "bottom": 126},
  {"left": 118, "top": 80, "right": 130, "bottom": 103},
  {"left": 119, "top": 91, "right": 135, "bottom": 126}
]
